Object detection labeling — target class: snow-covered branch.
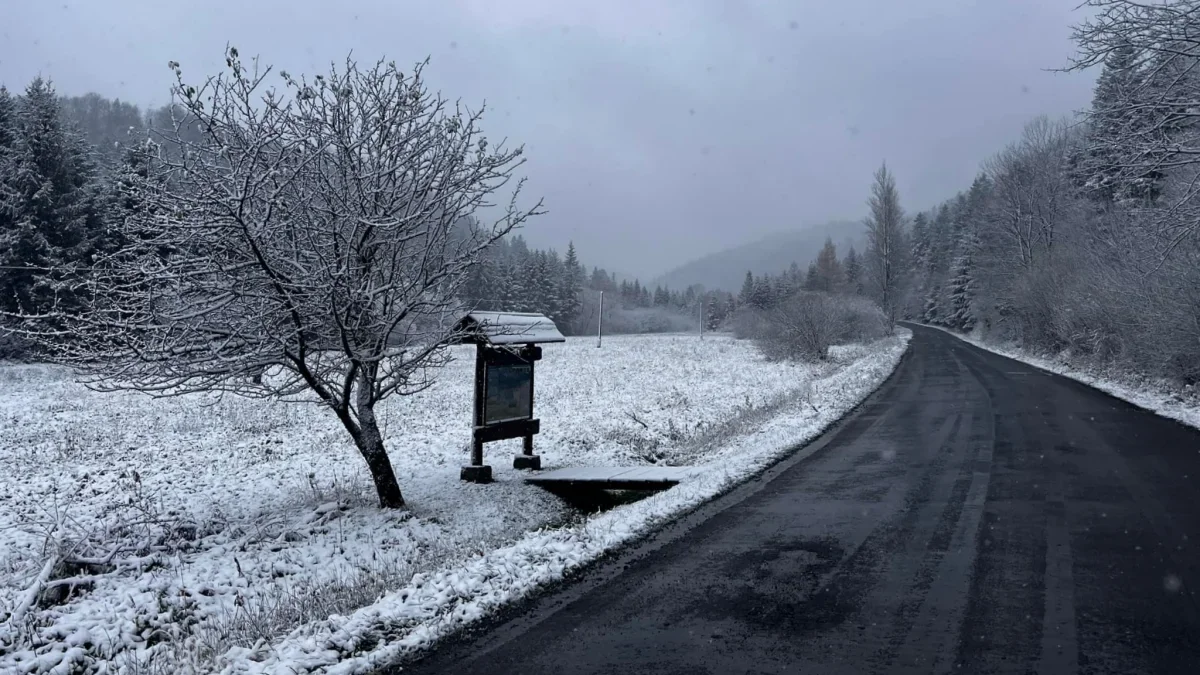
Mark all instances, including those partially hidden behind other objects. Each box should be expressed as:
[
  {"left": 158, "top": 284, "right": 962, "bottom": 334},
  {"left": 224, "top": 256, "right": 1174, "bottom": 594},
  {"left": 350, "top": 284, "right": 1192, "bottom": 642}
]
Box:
[{"left": 15, "top": 48, "right": 544, "bottom": 508}]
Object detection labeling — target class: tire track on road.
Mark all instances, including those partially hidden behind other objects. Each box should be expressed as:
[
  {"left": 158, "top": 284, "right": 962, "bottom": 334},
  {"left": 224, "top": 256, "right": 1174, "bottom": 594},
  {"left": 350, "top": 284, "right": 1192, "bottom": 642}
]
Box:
[{"left": 884, "top": 346, "right": 996, "bottom": 675}]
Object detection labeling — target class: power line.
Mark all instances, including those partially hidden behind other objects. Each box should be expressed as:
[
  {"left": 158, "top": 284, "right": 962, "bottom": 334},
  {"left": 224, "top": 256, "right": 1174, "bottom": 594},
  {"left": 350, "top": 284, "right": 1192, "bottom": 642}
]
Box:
[{"left": 0, "top": 265, "right": 86, "bottom": 271}]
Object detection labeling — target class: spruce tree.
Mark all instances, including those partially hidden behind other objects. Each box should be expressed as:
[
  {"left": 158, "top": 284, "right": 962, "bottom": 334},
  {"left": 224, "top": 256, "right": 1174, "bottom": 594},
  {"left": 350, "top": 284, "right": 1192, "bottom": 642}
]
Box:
[
  {"left": 843, "top": 246, "right": 862, "bottom": 295},
  {"left": 559, "top": 242, "right": 582, "bottom": 332},
  {"left": 923, "top": 286, "right": 941, "bottom": 325},
  {"left": 739, "top": 271, "right": 755, "bottom": 306},
  {"left": 947, "top": 234, "right": 979, "bottom": 332},
  {"left": 814, "top": 237, "right": 843, "bottom": 292},
  {"left": 1081, "top": 42, "right": 1143, "bottom": 203},
  {"left": 0, "top": 78, "right": 96, "bottom": 316},
  {"left": 0, "top": 86, "right": 17, "bottom": 236},
  {"left": 803, "top": 263, "right": 819, "bottom": 291}
]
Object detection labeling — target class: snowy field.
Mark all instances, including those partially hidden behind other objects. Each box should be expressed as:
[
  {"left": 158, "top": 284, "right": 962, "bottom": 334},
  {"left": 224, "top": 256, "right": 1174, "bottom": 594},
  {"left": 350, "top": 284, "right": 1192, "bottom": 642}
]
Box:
[
  {"left": 936, "top": 326, "right": 1200, "bottom": 432},
  {"left": 0, "top": 332, "right": 910, "bottom": 674}
]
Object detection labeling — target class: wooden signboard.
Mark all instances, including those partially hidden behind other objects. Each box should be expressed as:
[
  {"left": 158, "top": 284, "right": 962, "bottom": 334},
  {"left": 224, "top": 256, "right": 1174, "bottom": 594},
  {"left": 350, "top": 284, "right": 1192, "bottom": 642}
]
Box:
[{"left": 454, "top": 312, "right": 564, "bottom": 483}]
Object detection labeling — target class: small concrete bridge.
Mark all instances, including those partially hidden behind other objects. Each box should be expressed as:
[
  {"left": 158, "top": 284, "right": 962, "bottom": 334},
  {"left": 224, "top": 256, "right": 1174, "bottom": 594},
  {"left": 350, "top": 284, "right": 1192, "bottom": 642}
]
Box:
[{"left": 525, "top": 466, "right": 696, "bottom": 492}]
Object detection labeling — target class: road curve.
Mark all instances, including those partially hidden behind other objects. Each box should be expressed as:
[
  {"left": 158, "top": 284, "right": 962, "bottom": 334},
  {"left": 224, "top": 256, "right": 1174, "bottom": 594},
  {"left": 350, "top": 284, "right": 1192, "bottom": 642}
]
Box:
[{"left": 398, "top": 324, "right": 1200, "bottom": 675}]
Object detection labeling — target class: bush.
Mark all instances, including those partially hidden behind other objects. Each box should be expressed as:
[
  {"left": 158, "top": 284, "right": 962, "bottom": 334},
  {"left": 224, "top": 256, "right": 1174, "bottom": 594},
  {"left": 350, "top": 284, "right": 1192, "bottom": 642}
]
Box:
[
  {"left": 729, "top": 307, "right": 773, "bottom": 340},
  {"left": 751, "top": 292, "right": 889, "bottom": 362},
  {"left": 0, "top": 320, "right": 34, "bottom": 361}
]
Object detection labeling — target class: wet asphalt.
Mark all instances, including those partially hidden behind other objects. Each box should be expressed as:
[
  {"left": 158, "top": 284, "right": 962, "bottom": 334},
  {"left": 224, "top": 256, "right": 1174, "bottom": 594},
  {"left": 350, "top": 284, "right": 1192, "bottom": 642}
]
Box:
[{"left": 397, "top": 324, "right": 1200, "bottom": 675}]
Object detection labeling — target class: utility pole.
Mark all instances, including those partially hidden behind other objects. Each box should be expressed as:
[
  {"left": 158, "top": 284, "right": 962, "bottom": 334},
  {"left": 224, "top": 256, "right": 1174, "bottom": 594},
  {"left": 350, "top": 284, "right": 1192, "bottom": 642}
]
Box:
[
  {"left": 699, "top": 298, "right": 704, "bottom": 340},
  {"left": 597, "top": 291, "right": 604, "bottom": 348}
]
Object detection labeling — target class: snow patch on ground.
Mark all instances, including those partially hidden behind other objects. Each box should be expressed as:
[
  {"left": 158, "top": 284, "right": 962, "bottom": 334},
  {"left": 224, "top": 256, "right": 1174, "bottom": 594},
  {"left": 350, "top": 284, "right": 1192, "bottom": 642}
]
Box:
[
  {"left": 0, "top": 332, "right": 910, "bottom": 674},
  {"left": 935, "top": 326, "right": 1200, "bottom": 431}
]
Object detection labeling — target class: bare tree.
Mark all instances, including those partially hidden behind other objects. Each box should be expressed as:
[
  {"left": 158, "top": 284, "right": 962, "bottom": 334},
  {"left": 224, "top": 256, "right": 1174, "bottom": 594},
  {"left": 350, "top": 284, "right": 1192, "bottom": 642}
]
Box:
[
  {"left": 18, "top": 48, "right": 543, "bottom": 508},
  {"left": 983, "top": 117, "right": 1078, "bottom": 271},
  {"left": 863, "top": 162, "right": 906, "bottom": 326}
]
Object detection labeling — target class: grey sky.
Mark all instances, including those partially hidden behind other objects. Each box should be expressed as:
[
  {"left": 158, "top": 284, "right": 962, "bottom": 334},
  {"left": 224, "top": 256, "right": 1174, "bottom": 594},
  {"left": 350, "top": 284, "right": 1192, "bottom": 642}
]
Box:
[{"left": 1, "top": 0, "right": 1097, "bottom": 279}]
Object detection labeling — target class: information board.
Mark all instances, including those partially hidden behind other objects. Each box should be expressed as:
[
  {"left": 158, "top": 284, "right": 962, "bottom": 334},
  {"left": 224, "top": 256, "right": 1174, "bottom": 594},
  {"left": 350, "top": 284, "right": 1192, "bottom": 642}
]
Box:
[{"left": 483, "top": 363, "right": 533, "bottom": 424}]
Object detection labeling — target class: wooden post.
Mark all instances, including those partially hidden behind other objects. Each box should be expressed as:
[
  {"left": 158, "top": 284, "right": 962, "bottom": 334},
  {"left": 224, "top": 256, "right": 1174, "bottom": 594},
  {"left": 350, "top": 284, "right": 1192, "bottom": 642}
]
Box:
[
  {"left": 461, "top": 343, "right": 492, "bottom": 482},
  {"left": 513, "top": 343, "right": 542, "bottom": 470},
  {"left": 597, "top": 291, "right": 604, "bottom": 348},
  {"left": 472, "top": 344, "right": 485, "bottom": 465},
  {"left": 700, "top": 298, "right": 704, "bottom": 340}
]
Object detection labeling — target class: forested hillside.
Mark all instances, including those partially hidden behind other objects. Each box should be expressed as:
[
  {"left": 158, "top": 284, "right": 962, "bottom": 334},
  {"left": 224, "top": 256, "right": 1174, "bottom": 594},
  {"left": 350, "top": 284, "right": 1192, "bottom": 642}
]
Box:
[{"left": 654, "top": 220, "right": 863, "bottom": 293}]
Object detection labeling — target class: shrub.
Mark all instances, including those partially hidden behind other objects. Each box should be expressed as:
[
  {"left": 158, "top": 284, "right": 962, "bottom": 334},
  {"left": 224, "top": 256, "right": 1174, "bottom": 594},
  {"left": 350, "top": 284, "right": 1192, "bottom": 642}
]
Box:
[
  {"left": 0, "top": 320, "right": 34, "bottom": 361},
  {"left": 752, "top": 292, "right": 888, "bottom": 362}
]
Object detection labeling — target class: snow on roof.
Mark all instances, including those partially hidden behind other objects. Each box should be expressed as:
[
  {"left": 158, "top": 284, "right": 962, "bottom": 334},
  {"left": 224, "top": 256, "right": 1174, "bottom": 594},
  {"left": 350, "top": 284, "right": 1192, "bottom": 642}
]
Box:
[{"left": 456, "top": 311, "right": 566, "bottom": 345}]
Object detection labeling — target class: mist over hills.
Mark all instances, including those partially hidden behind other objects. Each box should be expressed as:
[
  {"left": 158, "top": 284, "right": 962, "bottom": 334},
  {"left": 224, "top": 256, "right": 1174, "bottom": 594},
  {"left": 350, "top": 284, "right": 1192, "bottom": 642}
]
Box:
[{"left": 653, "top": 220, "right": 865, "bottom": 292}]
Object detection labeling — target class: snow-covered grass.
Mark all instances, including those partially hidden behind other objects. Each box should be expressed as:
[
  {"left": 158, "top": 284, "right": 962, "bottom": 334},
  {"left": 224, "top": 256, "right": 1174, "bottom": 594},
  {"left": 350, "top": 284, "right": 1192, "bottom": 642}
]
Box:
[
  {"left": 936, "top": 325, "right": 1200, "bottom": 431},
  {"left": 0, "top": 332, "right": 910, "bottom": 674}
]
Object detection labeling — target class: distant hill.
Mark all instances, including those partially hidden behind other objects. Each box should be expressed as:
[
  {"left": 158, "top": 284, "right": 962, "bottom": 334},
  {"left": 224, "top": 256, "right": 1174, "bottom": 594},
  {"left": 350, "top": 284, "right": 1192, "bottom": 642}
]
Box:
[{"left": 654, "top": 220, "right": 865, "bottom": 292}]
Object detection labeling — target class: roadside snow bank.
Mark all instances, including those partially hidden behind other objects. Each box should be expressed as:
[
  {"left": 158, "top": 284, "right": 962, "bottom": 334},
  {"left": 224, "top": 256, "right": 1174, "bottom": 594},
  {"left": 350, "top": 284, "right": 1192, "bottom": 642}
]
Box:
[
  {"left": 218, "top": 330, "right": 911, "bottom": 674},
  {"left": 936, "top": 326, "right": 1200, "bottom": 431}
]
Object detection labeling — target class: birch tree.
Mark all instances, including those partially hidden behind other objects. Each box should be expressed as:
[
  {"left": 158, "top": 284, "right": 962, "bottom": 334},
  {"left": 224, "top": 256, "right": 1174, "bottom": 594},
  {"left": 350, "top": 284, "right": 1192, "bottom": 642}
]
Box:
[
  {"left": 16, "top": 48, "right": 542, "bottom": 508},
  {"left": 864, "top": 162, "right": 905, "bottom": 326}
]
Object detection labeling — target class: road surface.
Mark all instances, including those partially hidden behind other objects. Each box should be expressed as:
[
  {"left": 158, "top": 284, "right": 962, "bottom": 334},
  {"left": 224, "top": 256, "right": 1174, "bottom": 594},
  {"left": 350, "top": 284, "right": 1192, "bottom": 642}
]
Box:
[{"left": 400, "top": 324, "right": 1200, "bottom": 675}]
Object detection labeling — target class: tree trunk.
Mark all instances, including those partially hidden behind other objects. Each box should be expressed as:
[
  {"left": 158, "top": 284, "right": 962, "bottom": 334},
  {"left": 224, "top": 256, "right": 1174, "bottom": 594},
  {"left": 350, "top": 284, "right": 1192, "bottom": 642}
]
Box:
[
  {"left": 353, "top": 370, "right": 405, "bottom": 508},
  {"left": 355, "top": 415, "right": 406, "bottom": 508}
]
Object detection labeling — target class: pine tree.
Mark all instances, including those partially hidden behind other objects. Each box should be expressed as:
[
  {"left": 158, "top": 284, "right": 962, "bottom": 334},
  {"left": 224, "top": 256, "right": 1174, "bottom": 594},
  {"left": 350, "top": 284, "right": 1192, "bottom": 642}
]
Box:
[
  {"left": 653, "top": 285, "right": 669, "bottom": 306},
  {"left": 814, "top": 237, "right": 843, "bottom": 292},
  {"left": 528, "top": 252, "right": 550, "bottom": 315},
  {"left": 0, "top": 78, "right": 97, "bottom": 316},
  {"left": 683, "top": 285, "right": 698, "bottom": 310},
  {"left": 503, "top": 258, "right": 527, "bottom": 311},
  {"left": 558, "top": 242, "right": 582, "bottom": 332},
  {"left": 739, "top": 271, "right": 755, "bottom": 306},
  {"left": 0, "top": 86, "right": 15, "bottom": 161},
  {"left": 909, "top": 212, "right": 930, "bottom": 276},
  {"left": 843, "top": 246, "right": 862, "bottom": 295},
  {"left": 543, "top": 250, "right": 563, "bottom": 320},
  {"left": 947, "top": 236, "right": 978, "bottom": 332},
  {"left": 0, "top": 86, "right": 17, "bottom": 234},
  {"left": 931, "top": 203, "right": 954, "bottom": 268},
  {"left": 1081, "top": 42, "right": 1144, "bottom": 203},
  {"left": 589, "top": 267, "right": 609, "bottom": 291},
  {"left": 752, "top": 276, "right": 774, "bottom": 309},
  {"left": 0, "top": 86, "right": 18, "bottom": 346},
  {"left": 923, "top": 285, "right": 941, "bottom": 325},
  {"left": 803, "top": 263, "right": 819, "bottom": 291}
]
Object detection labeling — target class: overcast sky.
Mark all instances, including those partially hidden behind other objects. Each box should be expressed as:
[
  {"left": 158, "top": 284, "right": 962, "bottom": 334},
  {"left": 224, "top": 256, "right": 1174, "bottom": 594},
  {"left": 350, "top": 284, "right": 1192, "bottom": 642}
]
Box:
[{"left": 1, "top": 0, "right": 1097, "bottom": 279}]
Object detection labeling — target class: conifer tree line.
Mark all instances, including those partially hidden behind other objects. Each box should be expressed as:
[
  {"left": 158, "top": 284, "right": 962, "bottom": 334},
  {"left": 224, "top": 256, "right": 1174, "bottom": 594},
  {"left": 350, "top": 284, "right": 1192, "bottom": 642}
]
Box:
[
  {"left": 902, "top": 0, "right": 1200, "bottom": 385},
  {"left": 0, "top": 78, "right": 204, "bottom": 347},
  {"left": 0, "top": 75, "right": 728, "bottom": 353},
  {"left": 461, "top": 232, "right": 736, "bottom": 336},
  {"left": 734, "top": 237, "right": 864, "bottom": 313}
]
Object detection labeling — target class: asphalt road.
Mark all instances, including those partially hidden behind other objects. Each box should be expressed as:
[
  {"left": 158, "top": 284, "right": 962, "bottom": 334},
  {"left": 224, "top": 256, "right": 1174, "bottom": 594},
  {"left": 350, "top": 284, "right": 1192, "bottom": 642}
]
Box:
[{"left": 400, "top": 324, "right": 1200, "bottom": 675}]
